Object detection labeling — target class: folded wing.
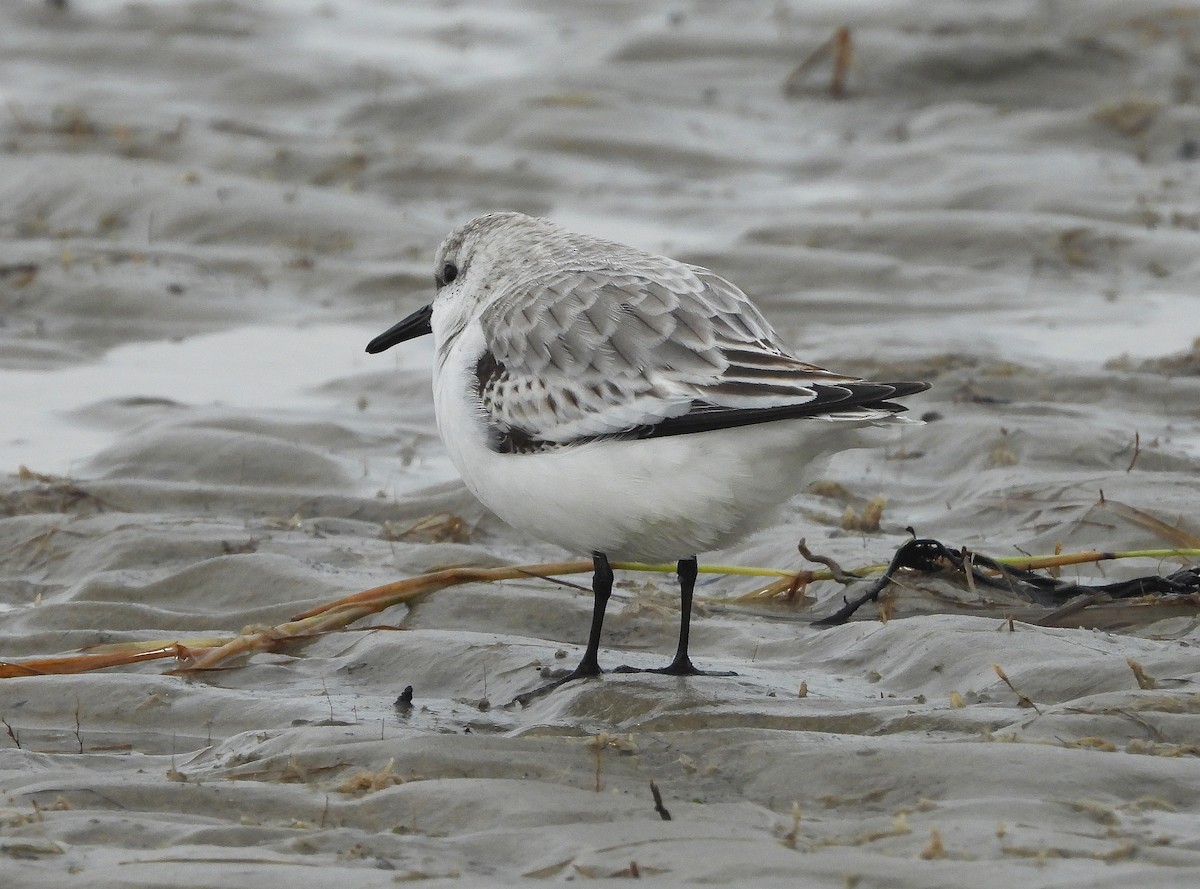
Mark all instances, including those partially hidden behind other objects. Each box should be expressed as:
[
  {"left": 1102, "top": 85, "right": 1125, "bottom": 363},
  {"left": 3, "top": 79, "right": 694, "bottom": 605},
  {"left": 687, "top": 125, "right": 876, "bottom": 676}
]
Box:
[{"left": 475, "top": 262, "right": 928, "bottom": 453}]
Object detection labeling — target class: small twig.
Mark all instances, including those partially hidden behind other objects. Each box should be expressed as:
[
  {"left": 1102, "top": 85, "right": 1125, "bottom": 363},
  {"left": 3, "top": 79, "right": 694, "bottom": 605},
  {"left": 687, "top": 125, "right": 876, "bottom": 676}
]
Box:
[
  {"left": 830, "top": 26, "right": 852, "bottom": 99},
  {"left": 167, "top": 734, "right": 183, "bottom": 783},
  {"left": 992, "top": 664, "right": 1041, "bottom": 713},
  {"left": 649, "top": 781, "right": 672, "bottom": 821},
  {"left": 1036, "top": 593, "right": 1101, "bottom": 626},
  {"left": 513, "top": 567, "right": 593, "bottom": 594},
  {"left": 320, "top": 677, "right": 334, "bottom": 723},
  {"left": 1111, "top": 708, "right": 1166, "bottom": 742},
  {"left": 2, "top": 717, "right": 20, "bottom": 749},
  {"left": 798, "top": 539, "right": 859, "bottom": 583},
  {"left": 784, "top": 25, "right": 853, "bottom": 99},
  {"left": 961, "top": 547, "right": 977, "bottom": 596},
  {"left": 73, "top": 698, "right": 83, "bottom": 754},
  {"left": 1126, "top": 431, "right": 1141, "bottom": 472},
  {"left": 1094, "top": 498, "right": 1200, "bottom": 548}
]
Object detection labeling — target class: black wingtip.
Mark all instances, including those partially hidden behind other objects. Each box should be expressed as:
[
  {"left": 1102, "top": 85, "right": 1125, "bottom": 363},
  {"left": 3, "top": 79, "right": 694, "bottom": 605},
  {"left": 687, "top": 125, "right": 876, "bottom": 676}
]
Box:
[
  {"left": 615, "top": 379, "right": 932, "bottom": 441},
  {"left": 885, "top": 380, "right": 932, "bottom": 399}
]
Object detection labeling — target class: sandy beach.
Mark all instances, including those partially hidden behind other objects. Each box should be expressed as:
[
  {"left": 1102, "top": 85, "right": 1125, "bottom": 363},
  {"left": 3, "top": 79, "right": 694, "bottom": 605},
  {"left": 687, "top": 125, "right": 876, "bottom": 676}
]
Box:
[{"left": 2, "top": 1, "right": 1200, "bottom": 886}]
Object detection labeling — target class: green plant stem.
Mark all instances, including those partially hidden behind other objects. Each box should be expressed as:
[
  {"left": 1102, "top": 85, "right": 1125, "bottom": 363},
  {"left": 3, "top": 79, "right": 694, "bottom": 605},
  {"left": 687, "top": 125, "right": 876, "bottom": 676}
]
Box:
[{"left": 617, "top": 547, "right": 1200, "bottom": 583}]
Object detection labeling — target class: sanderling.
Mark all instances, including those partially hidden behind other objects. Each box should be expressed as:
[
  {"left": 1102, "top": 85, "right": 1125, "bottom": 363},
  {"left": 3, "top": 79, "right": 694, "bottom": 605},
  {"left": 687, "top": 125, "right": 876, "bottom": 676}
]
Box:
[{"left": 368, "top": 212, "right": 928, "bottom": 698}]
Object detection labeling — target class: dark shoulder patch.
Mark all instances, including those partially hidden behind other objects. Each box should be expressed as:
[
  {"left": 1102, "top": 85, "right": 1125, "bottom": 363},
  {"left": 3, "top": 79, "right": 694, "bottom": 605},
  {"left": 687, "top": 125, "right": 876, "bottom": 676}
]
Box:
[
  {"left": 474, "top": 350, "right": 505, "bottom": 395},
  {"left": 473, "top": 350, "right": 558, "bottom": 454}
]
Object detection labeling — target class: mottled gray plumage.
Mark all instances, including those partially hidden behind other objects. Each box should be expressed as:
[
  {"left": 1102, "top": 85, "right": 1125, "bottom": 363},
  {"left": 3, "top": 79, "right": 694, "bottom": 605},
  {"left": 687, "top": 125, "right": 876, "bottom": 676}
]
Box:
[{"left": 437, "top": 213, "right": 921, "bottom": 451}]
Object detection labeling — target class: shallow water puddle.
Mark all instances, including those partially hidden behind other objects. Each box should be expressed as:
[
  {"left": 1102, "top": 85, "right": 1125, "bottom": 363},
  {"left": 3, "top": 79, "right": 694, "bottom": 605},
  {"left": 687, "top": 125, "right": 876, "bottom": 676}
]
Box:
[
  {"left": 1, "top": 323, "right": 433, "bottom": 477},
  {"left": 1006, "top": 292, "right": 1198, "bottom": 366},
  {"left": 922, "top": 291, "right": 1199, "bottom": 368}
]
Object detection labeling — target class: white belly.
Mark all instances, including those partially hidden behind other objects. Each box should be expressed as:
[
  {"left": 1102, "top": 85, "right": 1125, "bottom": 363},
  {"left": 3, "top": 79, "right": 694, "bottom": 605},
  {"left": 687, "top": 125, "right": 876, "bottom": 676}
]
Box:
[{"left": 433, "top": 329, "right": 868, "bottom": 563}]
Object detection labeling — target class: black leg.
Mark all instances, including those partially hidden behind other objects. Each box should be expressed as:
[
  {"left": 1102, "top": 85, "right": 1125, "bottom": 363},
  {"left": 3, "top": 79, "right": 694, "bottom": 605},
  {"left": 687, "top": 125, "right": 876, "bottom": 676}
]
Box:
[
  {"left": 575, "top": 552, "right": 613, "bottom": 677},
  {"left": 616, "top": 557, "right": 736, "bottom": 677},
  {"left": 512, "top": 552, "right": 612, "bottom": 706},
  {"left": 660, "top": 555, "right": 700, "bottom": 674}
]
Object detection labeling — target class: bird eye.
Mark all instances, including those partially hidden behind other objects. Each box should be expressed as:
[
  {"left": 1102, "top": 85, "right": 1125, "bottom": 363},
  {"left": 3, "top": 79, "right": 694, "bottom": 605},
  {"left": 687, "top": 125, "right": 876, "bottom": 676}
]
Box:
[{"left": 437, "top": 262, "right": 459, "bottom": 288}]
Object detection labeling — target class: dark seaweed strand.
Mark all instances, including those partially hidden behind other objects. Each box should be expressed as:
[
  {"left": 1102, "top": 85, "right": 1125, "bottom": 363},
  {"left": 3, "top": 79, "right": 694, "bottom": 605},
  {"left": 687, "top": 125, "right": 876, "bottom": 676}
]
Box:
[{"left": 813, "top": 536, "right": 1200, "bottom": 626}]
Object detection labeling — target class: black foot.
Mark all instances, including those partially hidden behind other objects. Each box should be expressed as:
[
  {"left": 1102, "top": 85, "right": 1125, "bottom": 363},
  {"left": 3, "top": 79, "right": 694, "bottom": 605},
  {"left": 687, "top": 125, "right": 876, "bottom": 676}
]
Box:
[
  {"left": 511, "top": 664, "right": 601, "bottom": 707},
  {"left": 613, "top": 658, "right": 737, "bottom": 678}
]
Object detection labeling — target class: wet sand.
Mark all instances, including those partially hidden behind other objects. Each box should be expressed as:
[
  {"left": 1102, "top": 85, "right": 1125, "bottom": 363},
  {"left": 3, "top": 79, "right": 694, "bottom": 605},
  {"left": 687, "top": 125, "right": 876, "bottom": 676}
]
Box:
[{"left": 2, "top": 1, "right": 1199, "bottom": 886}]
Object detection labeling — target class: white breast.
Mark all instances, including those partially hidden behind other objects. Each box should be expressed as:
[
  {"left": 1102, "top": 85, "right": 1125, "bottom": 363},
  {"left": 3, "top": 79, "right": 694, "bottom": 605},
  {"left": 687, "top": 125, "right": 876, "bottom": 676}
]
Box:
[{"left": 431, "top": 323, "right": 867, "bottom": 562}]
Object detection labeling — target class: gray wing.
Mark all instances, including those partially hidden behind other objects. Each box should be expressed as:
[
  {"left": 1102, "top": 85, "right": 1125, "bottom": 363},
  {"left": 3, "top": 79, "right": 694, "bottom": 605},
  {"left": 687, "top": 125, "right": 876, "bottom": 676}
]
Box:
[{"left": 475, "top": 263, "right": 922, "bottom": 451}]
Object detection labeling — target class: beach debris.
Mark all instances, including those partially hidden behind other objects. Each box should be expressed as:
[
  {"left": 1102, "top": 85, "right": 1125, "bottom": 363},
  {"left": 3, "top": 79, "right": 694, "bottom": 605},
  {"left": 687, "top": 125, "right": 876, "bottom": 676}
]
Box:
[
  {"left": 1116, "top": 336, "right": 1200, "bottom": 377},
  {"left": 381, "top": 512, "right": 471, "bottom": 543},
  {"left": 589, "top": 732, "right": 637, "bottom": 792},
  {"left": 841, "top": 496, "right": 886, "bottom": 532},
  {"left": 1091, "top": 497, "right": 1200, "bottom": 548},
  {"left": 4, "top": 467, "right": 112, "bottom": 516},
  {"left": 220, "top": 538, "right": 259, "bottom": 555},
  {"left": 1126, "top": 660, "right": 1158, "bottom": 690},
  {"left": 1070, "top": 737, "right": 1118, "bottom": 753},
  {"left": 0, "top": 537, "right": 1197, "bottom": 678},
  {"left": 812, "top": 533, "right": 1200, "bottom": 627},
  {"left": 2, "top": 718, "right": 20, "bottom": 749},
  {"left": 0, "top": 262, "right": 38, "bottom": 287},
  {"left": 798, "top": 539, "right": 858, "bottom": 583},
  {"left": 1126, "top": 431, "right": 1141, "bottom": 472},
  {"left": 985, "top": 445, "right": 1018, "bottom": 468},
  {"left": 394, "top": 685, "right": 415, "bottom": 710},
  {"left": 1049, "top": 542, "right": 1063, "bottom": 579},
  {"left": 785, "top": 26, "right": 853, "bottom": 99},
  {"left": 992, "top": 664, "right": 1040, "bottom": 712},
  {"left": 919, "top": 828, "right": 945, "bottom": 860},
  {"left": 649, "top": 781, "right": 672, "bottom": 821},
  {"left": 1092, "top": 97, "right": 1162, "bottom": 137},
  {"left": 781, "top": 801, "right": 801, "bottom": 847},
  {"left": 0, "top": 840, "right": 64, "bottom": 859},
  {"left": 335, "top": 758, "right": 404, "bottom": 795}
]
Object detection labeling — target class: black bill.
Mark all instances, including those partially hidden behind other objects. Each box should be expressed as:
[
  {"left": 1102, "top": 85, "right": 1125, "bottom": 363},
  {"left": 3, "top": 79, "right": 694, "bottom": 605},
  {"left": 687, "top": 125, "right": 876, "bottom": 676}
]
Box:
[{"left": 366, "top": 303, "right": 433, "bottom": 353}]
